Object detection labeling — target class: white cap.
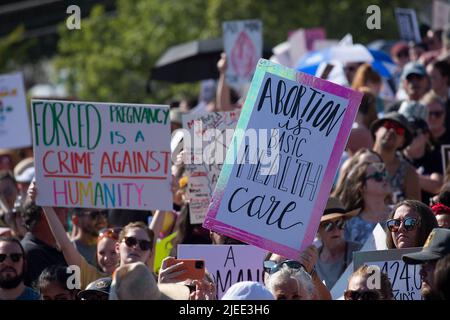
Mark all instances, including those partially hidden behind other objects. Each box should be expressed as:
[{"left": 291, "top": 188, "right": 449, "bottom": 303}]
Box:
[{"left": 222, "top": 281, "right": 274, "bottom": 300}]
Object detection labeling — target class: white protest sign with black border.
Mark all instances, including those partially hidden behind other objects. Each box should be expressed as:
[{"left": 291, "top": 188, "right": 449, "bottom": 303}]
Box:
[
  {"left": 395, "top": 8, "right": 421, "bottom": 43},
  {"left": 177, "top": 244, "right": 267, "bottom": 299},
  {"left": 353, "top": 247, "right": 423, "bottom": 300},
  {"left": 441, "top": 144, "right": 450, "bottom": 175},
  {"left": 223, "top": 19, "right": 262, "bottom": 91},
  {"left": 31, "top": 99, "right": 172, "bottom": 210},
  {"left": 182, "top": 111, "right": 240, "bottom": 224},
  {"left": 0, "top": 72, "right": 32, "bottom": 149}
]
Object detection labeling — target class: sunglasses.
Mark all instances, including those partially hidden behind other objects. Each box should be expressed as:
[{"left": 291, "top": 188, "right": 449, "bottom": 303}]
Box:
[
  {"left": 98, "top": 228, "right": 121, "bottom": 240},
  {"left": 428, "top": 111, "right": 444, "bottom": 118},
  {"left": 344, "top": 289, "right": 381, "bottom": 300},
  {"left": 365, "top": 170, "right": 388, "bottom": 182},
  {"left": 321, "top": 219, "right": 345, "bottom": 232},
  {"left": 382, "top": 121, "right": 405, "bottom": 136},
  {"left": 0, "top": 253, "right": 23, "bottom": 263},
  {"left": 122, "top": 236, "right": 152, "bottom": 251},
  {"left": 263, "top": 260, "right": 310, "bottom": 278},
  {"left": 386, "top": 217, "right": 421, "bottom": 232},
  {"left": 396, "top": 50, "right": 409, "bottom": 59}
]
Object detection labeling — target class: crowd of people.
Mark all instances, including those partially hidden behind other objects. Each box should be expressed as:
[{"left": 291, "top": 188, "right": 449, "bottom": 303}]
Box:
[{"left": 1, "top": 25, "right": 450, "bottom": 301}]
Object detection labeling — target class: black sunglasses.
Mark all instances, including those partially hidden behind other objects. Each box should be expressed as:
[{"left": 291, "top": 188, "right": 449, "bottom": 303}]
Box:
[
  {"left": 321, "top": 219, "right": 346, "bottom": 232},
  {"left": 344, "top": 289, "right": 381, "bottom": 300},
  {"left": 386, "top": 217, "right": 421, "bottom": 232},
  {"left": 263, "top": 260, "right": 310, "bottom": 278},
  {"left": 365, "top": 170, "right": 388, "bottom": 182},
  {"left": 123, "top": 236, "right": 152, "bottom": 251},
  {"left": 0, "top": 253, "right": 23, "bottom": 263}
]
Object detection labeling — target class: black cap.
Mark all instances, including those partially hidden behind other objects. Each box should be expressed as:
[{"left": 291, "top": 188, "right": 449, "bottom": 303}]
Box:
[
  {"left": 370, "top": 112, "right": 413, "bottom": 150},
  {"left": 77, "top": 277, "right": 112, "bottom": 300},
  {"left": 402, "top": 228, "right": 450, "bottom": 264}
]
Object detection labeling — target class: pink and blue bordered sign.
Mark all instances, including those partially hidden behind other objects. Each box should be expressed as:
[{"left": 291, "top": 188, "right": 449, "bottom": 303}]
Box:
[{"left": 203, "top": 59, "right": 362, "bottom": 259}]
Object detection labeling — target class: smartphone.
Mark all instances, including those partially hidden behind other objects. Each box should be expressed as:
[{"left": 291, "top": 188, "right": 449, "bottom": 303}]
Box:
[{"left": 166, "top": 259, "right": 205, "bottom": 281}]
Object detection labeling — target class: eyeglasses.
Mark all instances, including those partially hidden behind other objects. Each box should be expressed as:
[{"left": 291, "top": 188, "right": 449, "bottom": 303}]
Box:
[
  {"left": 382, "top": 121, "right": 405, "bottom": 136},
  {"left": 321, "top": 219, "right": 346, "bottom": 232},
  {"left": 396, "top": 50, "right": 409, "bottom": 59},
  {"left": 98, "top": 228, "right": 121, "bottom": 241},
  {"left": 386, "top": 217, "right": 421, "bottom": 232},
  {"left": 122, "top": 236, "right": 152, "bottom": 251},
  {"left": 344, "top": 289, "right": 381, "bottom": 300},
  {"left": 365, "top": 170, "right": 388, "bottom": 182},
  {"left": 263, "top": 260, "right": 309, "bottom": 277},
  {"left": 428, "top": 111, "right": 444, "bottom": 118},
  {"left": 0, "top": 253, "right": 23, "bottom": 263}
]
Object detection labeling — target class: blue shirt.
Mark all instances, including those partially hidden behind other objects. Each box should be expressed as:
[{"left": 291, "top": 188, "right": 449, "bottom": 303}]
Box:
[
  {"left": 1, "top": 287, "right": 40, "bottom": 300},
  {"left": 344, "top": 215, "right": 386, "bottom": 245}
]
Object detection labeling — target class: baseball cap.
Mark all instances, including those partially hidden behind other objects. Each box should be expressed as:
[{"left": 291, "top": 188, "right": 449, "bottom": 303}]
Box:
[
  {"left": 77, "top": 277, "right": 112, "bottom": 300},
  {"left": 402, "top": 228, "right": 450, "bottom": 264},
  {"left": 222, "top": 281, "right": 274, "bottom": 300},
  {"left": 401, "top": 62, "right": 427, "bottom": 81}
]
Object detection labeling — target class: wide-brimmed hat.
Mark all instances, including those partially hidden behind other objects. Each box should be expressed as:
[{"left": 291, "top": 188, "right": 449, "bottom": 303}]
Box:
[
  {"left": 109, "top": 262, "right": 190, "bottom": 300},
  {"left": 370, "top": 112, "right": 413, "bottom": 150},
  {"left": 320, "top": 197, "right": 359, "bottom": 223}
]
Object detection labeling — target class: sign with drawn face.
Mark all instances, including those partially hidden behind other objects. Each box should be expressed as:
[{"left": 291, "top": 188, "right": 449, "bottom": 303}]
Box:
[
  {"left": 203, "top": 59, "right": 362, "bottom": 259},
  {"left": 31, "top": 99, "right": 172, "bottom": 210},
  {"left": 223, "top": 19, "right": 262, "bottom": 91}
]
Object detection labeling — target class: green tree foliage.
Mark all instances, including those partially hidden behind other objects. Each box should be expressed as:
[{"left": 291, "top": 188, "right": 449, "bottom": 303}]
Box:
[{"left": 56, "top": 0, "right": 421, "bottom": 103}]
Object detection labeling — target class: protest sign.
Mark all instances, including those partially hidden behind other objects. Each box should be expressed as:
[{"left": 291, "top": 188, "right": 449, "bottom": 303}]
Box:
[
  {"left": 178, "top": 244, "right": 267, "bottom": 299},
  {"left": 183, "top": 111, "right": 240, "bottom": 224},
  {"left": 441, "top": 144, "right": 450, "bottom": 174},
  {"left": 289, "top": 28, "right": 326, "bottom": 67},
  {"left": 0, "top": 72, "right": 32, "bottom": 149},
  {"left": 203, "top": 59, "right": 363, "bottom": 259},
  {"left": 154, "top": 232, "right": 177, "bottom": 273},
  {"left": 354, "top": 247, "right": 423, "bottom": 300},
  {"left": 31, "top": 99, "right": 172, "bottom": 210},
  {"left": 330, "top": 223, "right": 387, "bottom": 299},
  {"left": 395, "top": 8, "right": 421, "bottom": 43},
  {"left": 433, "top": 0, "right": 450, "bottom": 30},
  {"left": 223, "top": 19, "right": 262, "bottom": 91}
]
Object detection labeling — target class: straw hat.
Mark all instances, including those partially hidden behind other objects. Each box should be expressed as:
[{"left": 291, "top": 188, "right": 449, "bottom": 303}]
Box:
[{"left": 320, "top": 197, "right": 360, "bottom": 223}]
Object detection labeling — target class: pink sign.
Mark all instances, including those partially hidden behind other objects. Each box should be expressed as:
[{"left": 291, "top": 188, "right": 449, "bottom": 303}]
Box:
[{"left": 203, "top": 59, "right": 362, "bottom": 259}]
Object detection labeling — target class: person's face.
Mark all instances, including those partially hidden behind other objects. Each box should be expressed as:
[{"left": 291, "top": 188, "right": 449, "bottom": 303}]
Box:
[
  {"left": 375, "top": 121, "right": 405, "bottom": 152},
  {"left": 426, "top": 100, "right": 446, "bottom": 132},
  {"left": 117, "top": 227, "right": 152, "bottom": 266},
  {"left": 264, "top": 254, "right": 285, "bottom": 284},
  {"left": 0, "top": 178, "right": 17, "bottom": 209},
  {"left": 364, "top": 163, "right": 391, "bottom": 196},
  {"left": 420, "top": 260, "right": 437, "bottom": 299},
  {"left": 403, "top": 74, "right": 429, "bottom": 100},
  {"left": 273, "top": 278, "right": 308, "bottom": 300},
  {"left": 366, "top": 80, "right": 381, "bottom": 95},
  {"left": 427, "top": 65, "right": 448, "bottom": 94},
  {"left": 405, "top": 129, "right": 428, "bottom": 156},
  {"left": 436, "top": 214, "right": 450, "bottom": 229},
  {"left": 41, "top": 282, "right": 75, "bottom": 300},
  {"left": 344, "top": 63, "right": 361, "bottom": 84},
  {"left": 0, "top": 155, "right": 13, "bottom": 171},
  {"left": 318, "top": 218, "right": 345, "bottom": 249},
  {"left": 77, "top": 211, "right": 107, "bottom": 237},
  {"left": 346, "top": 274, "right": 382, "bottom": 300},
  {"left": 97, "top": 237, "right": 118, "bottom": 275},
  {"left": 0, "top": 241, "right": 24, "bottom": 289},
  {"left": 391, "top": 205, "right": 420, "bottom": 248},
  {"left": 393, "top": 49, "right": 410, "bottom": 68}
]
